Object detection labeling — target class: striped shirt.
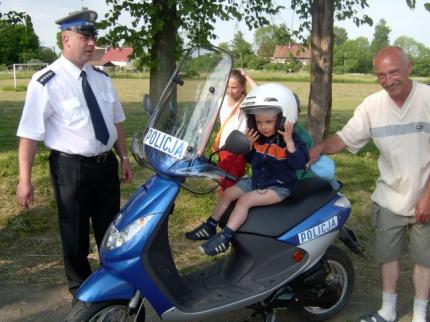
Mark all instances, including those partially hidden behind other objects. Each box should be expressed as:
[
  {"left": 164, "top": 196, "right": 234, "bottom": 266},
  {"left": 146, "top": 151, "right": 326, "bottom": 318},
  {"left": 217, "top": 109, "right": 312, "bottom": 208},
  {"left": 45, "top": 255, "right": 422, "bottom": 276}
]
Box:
[{"left": 337, "top": 81, "right": 430, "bottom": 215}]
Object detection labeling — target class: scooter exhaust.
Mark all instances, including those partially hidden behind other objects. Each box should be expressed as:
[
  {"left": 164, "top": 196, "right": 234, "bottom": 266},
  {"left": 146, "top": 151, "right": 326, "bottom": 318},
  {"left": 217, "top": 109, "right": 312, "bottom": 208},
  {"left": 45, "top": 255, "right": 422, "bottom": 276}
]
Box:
[
  {"left": 293, "top": 285, "right": 341, "bottom": 308},
  {"left": 273, "top": 284, "right": 341, "bottom": 309}
]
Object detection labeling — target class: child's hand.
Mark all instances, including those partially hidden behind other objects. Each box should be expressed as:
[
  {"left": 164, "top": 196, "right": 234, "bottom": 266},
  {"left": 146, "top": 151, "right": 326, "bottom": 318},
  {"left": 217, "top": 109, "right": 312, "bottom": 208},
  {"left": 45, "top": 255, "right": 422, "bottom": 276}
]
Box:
[
  {"left": 278, "top": 121, "right": 294, "bottom": 143},
  {"left": 278, "top": 121, "right": 296, "bottom": 152},
  {"left": 246, "top": 129, "right": 259, "bottom": 147}
]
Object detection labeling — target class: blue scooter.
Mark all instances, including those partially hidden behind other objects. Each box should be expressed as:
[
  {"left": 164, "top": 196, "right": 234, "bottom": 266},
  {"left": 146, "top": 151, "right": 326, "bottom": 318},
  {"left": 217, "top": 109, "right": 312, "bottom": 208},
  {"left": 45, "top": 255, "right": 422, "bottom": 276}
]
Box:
[{"left": 64, "top": 46, "right": 364, "bottom": 322}]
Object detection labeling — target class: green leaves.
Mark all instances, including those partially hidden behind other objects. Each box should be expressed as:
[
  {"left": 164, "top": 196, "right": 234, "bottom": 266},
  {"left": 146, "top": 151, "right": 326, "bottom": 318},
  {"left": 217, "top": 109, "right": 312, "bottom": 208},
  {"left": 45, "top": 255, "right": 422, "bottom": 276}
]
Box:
[
  {"left": 98, "top": 0, "right": 282, "bottom": 69},
  {"left": 255, "top": 24, "right": 292, "bottom": 58},
  {"left": 0, "top": 10, "right": 40, "bottom": 65},
  {"left": 290, "top": 0, "right": 372, "bottom": 43},
  {"left": 405, "top": 0, "right": 416, "bottom": 9}
]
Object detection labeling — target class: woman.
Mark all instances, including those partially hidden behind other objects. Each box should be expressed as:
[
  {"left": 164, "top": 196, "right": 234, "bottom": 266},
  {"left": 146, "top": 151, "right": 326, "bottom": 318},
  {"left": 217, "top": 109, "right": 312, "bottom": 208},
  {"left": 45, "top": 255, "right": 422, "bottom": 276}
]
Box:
[{"left": 212, "top": 69, "right": 257, "bottom": 190}]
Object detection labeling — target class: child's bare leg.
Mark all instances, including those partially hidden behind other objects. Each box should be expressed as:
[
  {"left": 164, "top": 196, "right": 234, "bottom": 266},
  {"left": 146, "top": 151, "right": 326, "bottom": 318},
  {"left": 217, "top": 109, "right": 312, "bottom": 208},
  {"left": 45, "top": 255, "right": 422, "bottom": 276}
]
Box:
[
  {"left": 226, "top": 189, "right": 282, "bottom": 231},
  {"left": 210, "top": 185, "right": 246, "bottom": 221}
]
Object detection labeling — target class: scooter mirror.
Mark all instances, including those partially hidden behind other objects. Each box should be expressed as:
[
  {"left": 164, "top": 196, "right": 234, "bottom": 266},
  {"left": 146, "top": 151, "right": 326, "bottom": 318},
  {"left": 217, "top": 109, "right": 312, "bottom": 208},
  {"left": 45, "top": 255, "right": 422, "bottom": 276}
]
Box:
[
  {"left": 143, "top": 94, "right": 154, "bottom": 118},
  {"left": 221, "top": 130, "right": 250, "bottom": 155}
]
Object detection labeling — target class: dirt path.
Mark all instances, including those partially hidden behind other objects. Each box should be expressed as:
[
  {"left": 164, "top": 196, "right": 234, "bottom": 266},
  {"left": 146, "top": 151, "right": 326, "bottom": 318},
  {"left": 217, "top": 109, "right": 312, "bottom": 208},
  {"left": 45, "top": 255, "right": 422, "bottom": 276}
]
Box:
[{"left": 0, "top": 276, "right": 423, "bottom": 322}]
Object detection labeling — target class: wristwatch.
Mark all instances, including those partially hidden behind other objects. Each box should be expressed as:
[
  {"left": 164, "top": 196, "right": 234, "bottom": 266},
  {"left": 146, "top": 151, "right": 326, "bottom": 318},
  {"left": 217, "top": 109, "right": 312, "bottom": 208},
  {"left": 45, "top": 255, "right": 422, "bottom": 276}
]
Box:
[{"left": 120, "top": 155, "right": 129, "bottom": 161}]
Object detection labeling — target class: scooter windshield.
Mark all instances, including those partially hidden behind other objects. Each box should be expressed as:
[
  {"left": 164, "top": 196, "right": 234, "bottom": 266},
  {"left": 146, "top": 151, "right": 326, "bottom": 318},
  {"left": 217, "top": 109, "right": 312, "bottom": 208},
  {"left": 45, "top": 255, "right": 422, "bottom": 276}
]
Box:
[{"left": 137, "top": 47, "right": 232, "bottom": 178}]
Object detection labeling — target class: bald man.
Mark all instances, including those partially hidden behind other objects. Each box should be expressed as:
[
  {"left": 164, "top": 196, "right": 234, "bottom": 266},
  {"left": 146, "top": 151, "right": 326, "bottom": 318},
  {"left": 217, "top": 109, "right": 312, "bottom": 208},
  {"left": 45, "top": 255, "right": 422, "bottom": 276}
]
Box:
[{"left": 309, "top": 46, "right": 430, "bottom": 322}]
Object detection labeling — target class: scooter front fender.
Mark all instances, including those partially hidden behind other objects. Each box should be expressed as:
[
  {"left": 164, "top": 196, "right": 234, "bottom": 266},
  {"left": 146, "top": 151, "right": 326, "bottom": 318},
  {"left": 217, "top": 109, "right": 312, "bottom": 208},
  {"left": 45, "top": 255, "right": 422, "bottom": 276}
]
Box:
[{"left": 77, "top": 267, "right": 135, "bottom": 302}]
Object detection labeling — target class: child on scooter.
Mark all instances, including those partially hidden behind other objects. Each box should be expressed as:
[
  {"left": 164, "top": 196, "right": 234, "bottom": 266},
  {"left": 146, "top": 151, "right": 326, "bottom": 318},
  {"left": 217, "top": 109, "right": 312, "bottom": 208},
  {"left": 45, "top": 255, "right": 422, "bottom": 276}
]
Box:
[{"left": 186, "top": 84, "right": 309, "bottom": 256}]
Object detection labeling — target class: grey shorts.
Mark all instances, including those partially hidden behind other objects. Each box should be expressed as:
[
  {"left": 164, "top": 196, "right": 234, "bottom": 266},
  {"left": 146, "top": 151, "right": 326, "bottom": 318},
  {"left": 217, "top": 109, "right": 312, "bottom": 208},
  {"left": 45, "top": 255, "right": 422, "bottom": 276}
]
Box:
[
  {"left": 372, "top": 202, "right": 430, "bottom": 267},
  {"left": 235, "top": 177, "right": 291, "bottom": 200}
]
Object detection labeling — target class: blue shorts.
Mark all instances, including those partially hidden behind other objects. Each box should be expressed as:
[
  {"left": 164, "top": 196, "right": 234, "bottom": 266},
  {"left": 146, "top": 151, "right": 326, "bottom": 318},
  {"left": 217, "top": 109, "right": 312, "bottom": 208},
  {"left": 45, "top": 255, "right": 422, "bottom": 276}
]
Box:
[{"left": 235, "top": 177, "right": 290, "bottom": 200}]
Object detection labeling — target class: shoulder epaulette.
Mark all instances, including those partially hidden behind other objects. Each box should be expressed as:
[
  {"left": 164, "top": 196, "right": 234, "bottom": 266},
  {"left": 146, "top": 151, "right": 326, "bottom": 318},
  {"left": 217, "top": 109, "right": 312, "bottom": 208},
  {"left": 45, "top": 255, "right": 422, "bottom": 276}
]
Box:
[
  {"left": 37, "top": 70, "right": 55, "bottom": 85},
  {"left": 92, "top": 66, "right": 109, "bottom": 77}
]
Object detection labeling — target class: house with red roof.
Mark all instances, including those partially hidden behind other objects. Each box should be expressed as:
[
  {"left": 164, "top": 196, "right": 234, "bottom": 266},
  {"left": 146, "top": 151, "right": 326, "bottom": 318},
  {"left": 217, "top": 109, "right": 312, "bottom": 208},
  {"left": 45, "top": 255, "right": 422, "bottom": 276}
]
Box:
[
  {"left": 271, "top": 44, "right": 311, "bottom": 65},
  {"left": 89, "top": 47, "right": 134, "bottom": 71}
]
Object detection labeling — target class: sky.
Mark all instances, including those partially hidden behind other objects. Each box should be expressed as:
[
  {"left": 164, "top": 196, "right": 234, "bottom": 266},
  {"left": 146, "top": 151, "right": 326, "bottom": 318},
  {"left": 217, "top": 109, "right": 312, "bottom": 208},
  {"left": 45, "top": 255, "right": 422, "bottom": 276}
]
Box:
[{"left": 1, "top": 0, "right": 430, "bottom": 52}]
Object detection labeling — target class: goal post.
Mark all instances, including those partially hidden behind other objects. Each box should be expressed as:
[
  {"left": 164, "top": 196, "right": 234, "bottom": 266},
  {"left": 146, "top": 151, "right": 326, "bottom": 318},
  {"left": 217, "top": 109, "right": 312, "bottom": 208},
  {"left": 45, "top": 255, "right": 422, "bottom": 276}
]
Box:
[{"left": 8, "top": 63, "right": 49, "bottom": 88}]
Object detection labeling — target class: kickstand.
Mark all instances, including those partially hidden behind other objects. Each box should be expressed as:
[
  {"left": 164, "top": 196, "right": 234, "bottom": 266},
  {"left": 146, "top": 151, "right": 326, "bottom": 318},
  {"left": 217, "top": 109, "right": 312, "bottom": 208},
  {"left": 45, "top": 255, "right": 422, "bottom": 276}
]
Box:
[{"left": 242, "top": 308, "right": 278, "bottom": 322}]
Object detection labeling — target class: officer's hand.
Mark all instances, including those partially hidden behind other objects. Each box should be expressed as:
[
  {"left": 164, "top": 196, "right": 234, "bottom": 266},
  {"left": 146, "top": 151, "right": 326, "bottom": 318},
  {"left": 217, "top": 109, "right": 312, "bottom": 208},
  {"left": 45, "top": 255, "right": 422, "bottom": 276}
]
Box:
[
  {"left": 16, "top": 181, "right": 34, "bottom": 208},
  {"left": 121, "top": 159, "right": 133, "bottom": 183}
]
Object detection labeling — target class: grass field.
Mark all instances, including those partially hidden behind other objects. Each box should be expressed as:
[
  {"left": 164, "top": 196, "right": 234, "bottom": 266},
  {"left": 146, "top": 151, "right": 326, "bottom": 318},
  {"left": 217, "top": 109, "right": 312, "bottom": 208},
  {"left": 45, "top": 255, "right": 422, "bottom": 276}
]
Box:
[{"left": 0, "top": 71, "right": 418, "bottom": 292}]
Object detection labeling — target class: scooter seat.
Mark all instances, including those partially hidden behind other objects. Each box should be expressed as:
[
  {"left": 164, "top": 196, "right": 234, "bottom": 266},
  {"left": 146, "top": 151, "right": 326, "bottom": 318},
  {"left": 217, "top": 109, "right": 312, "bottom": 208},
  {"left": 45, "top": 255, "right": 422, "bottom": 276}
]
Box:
[{"left": 220, "top": 177, "right": 338, "bottom": 237}]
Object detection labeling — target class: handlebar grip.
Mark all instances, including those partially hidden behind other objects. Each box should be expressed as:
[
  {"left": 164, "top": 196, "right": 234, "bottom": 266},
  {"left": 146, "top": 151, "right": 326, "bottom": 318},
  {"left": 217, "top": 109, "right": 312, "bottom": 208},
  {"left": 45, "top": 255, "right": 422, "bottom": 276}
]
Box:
[{"left": 224, "top": 173, "right": 238, "bottom": 182}]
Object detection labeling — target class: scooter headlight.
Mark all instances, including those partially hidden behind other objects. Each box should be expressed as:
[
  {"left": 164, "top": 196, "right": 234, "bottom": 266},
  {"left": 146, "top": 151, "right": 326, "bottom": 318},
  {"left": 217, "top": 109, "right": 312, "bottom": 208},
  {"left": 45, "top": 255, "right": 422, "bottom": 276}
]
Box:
[
  {"left": 101, "top": 215, "right": 154, "bottom": 251},
  {"left": 334, "top": 195, "right": 351, "bottom": 208}
]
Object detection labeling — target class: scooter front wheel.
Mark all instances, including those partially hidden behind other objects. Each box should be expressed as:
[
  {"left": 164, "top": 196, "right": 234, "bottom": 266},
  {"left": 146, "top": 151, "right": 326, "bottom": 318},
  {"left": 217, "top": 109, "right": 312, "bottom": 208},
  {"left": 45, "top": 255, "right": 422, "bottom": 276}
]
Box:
[{"left": 64, "top": 300, "right": 145, "bottom": 322}]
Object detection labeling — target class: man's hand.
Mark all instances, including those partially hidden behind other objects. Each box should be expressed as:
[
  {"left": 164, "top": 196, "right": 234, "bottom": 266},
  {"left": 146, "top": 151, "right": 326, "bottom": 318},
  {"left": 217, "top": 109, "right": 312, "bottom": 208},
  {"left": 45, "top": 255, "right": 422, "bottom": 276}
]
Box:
[
  {"left": 306, "top": 134, "right": 346, "bottom": 168},
  {"left": 16, "top": 181, "right": 34, "bottom": 208},
  {"left": 415, "top": 192, "right": 430, "bottom": 224},
  {"left": 121, "top": 159, "right": 133, "bottom": 183},
  {"left": 307, "top": 144, "right": 324, "bottom": 168}
]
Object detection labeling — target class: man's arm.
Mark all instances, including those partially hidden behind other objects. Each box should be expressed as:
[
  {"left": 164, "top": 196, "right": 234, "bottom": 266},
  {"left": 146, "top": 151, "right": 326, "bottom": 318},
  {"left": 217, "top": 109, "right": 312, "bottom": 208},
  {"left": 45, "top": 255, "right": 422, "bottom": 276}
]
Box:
[
  {"left": 415, "top": 175, "right": 430, "bottom": 224},
  {"left": 16, "top": 138, "right": 38, "bottom": 208},
  {"left": 308, "top": 134, "right": 346, "bottom": 165},
  {"left": 114, "top": 123, "right": 132, "bottom": 183}
]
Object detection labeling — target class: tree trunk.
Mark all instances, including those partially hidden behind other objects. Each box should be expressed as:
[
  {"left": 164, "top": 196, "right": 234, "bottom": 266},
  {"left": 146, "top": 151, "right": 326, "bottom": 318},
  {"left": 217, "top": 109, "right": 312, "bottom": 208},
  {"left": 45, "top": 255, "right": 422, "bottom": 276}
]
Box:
[
  {"left": 307, "top": 0, "right": 334, "bottom": 144},
  {"left": 149, "top": 0, "right": 177, "bottom": 106}
]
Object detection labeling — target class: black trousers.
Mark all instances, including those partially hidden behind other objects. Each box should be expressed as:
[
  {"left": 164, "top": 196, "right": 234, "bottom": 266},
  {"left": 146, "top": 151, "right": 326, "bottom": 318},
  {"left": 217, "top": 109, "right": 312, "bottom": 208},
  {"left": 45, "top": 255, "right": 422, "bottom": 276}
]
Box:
[{"left": 49, "top": 150, "right": 120, "bottom": 294}]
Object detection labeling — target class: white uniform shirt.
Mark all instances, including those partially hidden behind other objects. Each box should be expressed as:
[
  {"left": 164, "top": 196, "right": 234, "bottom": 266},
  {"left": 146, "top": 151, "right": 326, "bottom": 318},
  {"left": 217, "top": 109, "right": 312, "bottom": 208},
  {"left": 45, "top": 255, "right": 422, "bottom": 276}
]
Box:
[
  {"left": 337, "top": 81, "right": 430, "bottom": 216},
  {"left": 17, "top": 55, "right": 126, "bottom": 156},
  {"left": 219, "top": 96, "right": 247, "bottom": 147}
]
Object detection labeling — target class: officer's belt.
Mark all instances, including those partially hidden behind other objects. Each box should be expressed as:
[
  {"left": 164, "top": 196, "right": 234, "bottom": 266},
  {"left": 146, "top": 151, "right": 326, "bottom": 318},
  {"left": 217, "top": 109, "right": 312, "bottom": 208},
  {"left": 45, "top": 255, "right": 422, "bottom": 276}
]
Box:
[{"left": 51, "top": 150, "right": 112, "bottom": 164}]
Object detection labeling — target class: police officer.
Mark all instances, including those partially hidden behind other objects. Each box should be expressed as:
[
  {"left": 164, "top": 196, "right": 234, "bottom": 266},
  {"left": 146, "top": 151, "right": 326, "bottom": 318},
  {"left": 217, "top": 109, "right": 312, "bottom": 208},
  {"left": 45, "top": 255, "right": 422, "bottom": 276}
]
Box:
[{"left": 16, "top": 9, "right": 132, "bottom": 299}]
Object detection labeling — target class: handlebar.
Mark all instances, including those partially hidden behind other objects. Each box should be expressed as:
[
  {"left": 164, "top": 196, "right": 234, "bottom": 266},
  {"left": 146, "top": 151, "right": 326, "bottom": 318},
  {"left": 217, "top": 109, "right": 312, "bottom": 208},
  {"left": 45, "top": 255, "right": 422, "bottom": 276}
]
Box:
[{"left": 224, "top": 173, "right": 238, "bottom": 182}]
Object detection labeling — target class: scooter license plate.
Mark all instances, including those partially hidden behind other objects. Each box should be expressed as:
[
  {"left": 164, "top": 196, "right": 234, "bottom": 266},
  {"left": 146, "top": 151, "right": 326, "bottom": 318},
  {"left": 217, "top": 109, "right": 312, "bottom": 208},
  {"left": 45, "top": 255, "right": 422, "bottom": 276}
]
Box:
[{"left": 144, "top": 127, "right": 189, "bottom": 159}]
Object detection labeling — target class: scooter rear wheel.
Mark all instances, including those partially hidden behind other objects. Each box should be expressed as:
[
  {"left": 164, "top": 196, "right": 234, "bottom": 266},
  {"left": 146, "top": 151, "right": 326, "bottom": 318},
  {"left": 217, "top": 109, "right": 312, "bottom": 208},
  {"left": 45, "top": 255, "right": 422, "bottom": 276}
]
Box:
[
  {"left": 298, "top": 245, "right": 354, "bottom": 321},
  {"left": 64, "top": 300, "right": 145, "bottom": 322}
]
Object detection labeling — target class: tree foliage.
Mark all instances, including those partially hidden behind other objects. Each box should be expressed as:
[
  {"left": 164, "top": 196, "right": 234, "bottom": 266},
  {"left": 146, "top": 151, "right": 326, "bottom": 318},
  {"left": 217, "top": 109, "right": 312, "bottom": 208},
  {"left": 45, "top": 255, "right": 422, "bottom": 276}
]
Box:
[
  {"left": 393, "top": 36, "right": 430, "bottom": 58},
  {"left": 36, "top": 47, "right": 58, "bottom": 64},
  {"left": 98, "top": 0, "right": 282, "bottom": 103},
  {"left": 98, "top": 0, "right": 281, "bottom": 69},
  {"left": 394, "top": 35, "right": 430, "bottom": 77},
  {"left": 0, "top": 10, "right": 40, "bottom": 66},
  {"left": 370, "top": 19, "right": 391, "bottom": 55},
  {"left": 333, "top": 37, "right": 372, "bottom": 73},
  {"left": 290, "top": 0, "right": 372, "bottom": 44},
  {"left": 333, "top": 26, "right": 348, "bottom": 46},
  {"left": 230, "top": 31, "right": 254, "bottom": 67},
  {"left": 254, "top": 24, "right": 292, "bottom": 57},
  {"left": 289, "top": 0, "right": 372, "bottom": 143}
]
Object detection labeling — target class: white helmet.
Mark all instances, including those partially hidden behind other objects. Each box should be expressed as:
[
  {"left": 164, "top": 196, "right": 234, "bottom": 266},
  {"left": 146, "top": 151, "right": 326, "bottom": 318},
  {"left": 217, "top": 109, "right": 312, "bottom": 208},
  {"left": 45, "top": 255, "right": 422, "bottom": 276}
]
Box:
[{"left": 240, "top": 83, "right": 298, "bottom": 128}]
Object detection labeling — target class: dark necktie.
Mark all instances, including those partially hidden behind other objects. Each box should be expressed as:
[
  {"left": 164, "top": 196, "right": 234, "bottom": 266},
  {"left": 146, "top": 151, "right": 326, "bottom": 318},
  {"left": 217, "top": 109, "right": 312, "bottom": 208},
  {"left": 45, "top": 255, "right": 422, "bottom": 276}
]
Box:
[{"left": 81, "top": 70, "right": 110, "bottom": 145}]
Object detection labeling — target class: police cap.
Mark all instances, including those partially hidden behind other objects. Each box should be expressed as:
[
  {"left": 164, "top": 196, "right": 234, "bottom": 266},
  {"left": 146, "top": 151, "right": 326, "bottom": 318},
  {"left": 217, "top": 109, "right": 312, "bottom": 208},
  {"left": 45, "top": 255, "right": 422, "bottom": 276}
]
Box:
[{"left": 55, "top": 10, "right": 98, "bottom": 37}]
